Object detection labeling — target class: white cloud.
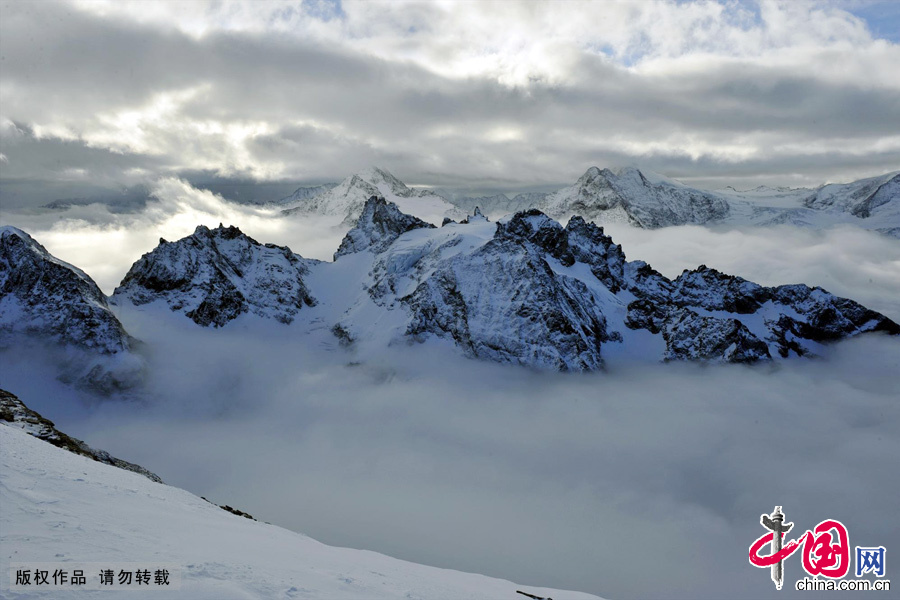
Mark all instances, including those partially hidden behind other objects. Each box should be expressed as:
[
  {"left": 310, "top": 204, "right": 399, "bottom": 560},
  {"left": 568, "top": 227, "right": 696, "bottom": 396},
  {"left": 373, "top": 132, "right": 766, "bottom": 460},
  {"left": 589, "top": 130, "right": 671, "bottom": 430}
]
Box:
[
  {"left": 3, "top": 301, "right": 897, "bottom": 600},
  {"left": 1, "top": 0, "right": 898, "bottom": 195}
]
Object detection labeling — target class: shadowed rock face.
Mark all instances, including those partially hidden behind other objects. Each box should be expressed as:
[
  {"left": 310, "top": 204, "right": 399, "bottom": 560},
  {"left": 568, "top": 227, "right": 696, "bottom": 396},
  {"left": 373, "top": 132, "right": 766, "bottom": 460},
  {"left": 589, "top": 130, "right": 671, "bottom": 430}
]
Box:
[
  {"left": 113, "top": 224, "right": 317, "bottom": 327},
  {"left": 334, "top": 199, "right": 898, "bottom": 369},
  {"left": 0, "top": 388, "right": 162, "bottom": 483},
  {"left": 1, "top": 226, "right": 143, "bottom": 392},
  {"left": 1, "top": 226, "right": 132, "bottom": 354},
  {"left": 334, "top": 196, "right": 435, "bottom": 258},
  {"left": 661, "top": 310, "right": 772, "bottom": 363}
]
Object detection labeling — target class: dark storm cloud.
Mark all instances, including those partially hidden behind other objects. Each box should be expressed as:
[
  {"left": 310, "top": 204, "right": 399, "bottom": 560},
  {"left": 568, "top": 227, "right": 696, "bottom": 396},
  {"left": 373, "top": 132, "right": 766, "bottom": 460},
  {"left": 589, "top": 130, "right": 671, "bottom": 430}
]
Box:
[{"left": 1, "top": 0, "right": 899, "bottom": 201}]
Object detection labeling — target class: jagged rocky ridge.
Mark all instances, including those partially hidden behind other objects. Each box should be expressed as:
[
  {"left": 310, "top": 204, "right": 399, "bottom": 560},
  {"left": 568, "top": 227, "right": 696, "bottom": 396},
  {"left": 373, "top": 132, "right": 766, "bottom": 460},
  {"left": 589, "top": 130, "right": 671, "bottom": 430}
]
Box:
[
  {"left": 0, "top": 388, "right": 162, "bottom": 482},
  {"left": 270, "top": 166, "right": 899, "bottom": 236},
  {"left": 8, "top": 198, "right": 899, "bottom": 373},
  {"left": 539, "top": 166, "right": 731, "bottom": 228},
  {"left": 112, "top": 224, "right": 318, "bottom": 327},
  {"left": 0, "top": 226, "right": 143, "bottom": 391},
  {"left": 335, "top": 196, "right": 436, "bottom": 257},
  {"left": 1, "top": 226, "right": 131, "bottom": 353},
  {"left": 329, "top": 198, "right": 898, "bottom": 369}
]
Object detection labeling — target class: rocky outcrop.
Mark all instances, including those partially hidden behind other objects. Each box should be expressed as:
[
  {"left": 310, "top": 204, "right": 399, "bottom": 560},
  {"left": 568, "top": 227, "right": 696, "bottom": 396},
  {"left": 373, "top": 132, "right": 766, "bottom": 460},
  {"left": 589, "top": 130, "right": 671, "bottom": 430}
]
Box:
[
  {"left": 334, "top": 196, "right": 435, "bottom": 258},
  {"left": 113, "top": 224, "right": 317, "bottom": 327},
  {"left": 0, "top": 388, "right": 162, "bottom": 483},
  {"left": 1, "top": 226, "right": 132, "bottom": 353},
  {"left": 0, "top": 226, "right": 143, "bottom": 392}
]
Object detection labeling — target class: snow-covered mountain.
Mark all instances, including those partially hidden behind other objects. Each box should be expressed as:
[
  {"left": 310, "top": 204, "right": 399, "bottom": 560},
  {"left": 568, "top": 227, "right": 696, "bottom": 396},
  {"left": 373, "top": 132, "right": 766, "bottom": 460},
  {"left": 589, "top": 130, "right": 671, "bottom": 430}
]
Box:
[
  {"left": 268, "top": 182, "right": 338, "bottom": 206},
  {"left": 263, "top": 166, "right": 900, "bottom": 235},
  {"left": 539, "top": 167, "right": 730, "bottom": 228},
  {"left": 112, "top": 224, "right": 318, "bottom": 327},
  {"left": 532, "top": 167, "right": 900, "bottom": 235},
  {"left": 715, "top": 171, "right": 900, "bottom": 234},
  {"left": 327, "top": 199, "right": 897, "bottom": 369},
  {"left": 0, "top": 388, "right": 162, "bottom": 482},
  {"left": 12, "top": 198, "right": 898, "bottom": 373},
  {"left": 802, "top": 171, "right": 898, "bottom": 217},
  {"left": 279, "top": 167, "right": 463, "bottom": 225},
  {"left": 0, "top": 226, "right": 143, "bottom": 392},
  {"left": 0, "top": 413, "right": 602, "bottom": 600}
]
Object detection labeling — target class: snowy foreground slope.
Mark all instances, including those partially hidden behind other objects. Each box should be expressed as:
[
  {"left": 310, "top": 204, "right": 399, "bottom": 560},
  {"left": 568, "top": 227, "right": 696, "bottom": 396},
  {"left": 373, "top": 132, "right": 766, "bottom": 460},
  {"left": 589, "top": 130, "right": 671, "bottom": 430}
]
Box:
[
  {"left": 0, "top": 389, "right": 161, "bottom": 483},
  {"left": 0, "top": 424, "right": 601, "bottom": 600}
]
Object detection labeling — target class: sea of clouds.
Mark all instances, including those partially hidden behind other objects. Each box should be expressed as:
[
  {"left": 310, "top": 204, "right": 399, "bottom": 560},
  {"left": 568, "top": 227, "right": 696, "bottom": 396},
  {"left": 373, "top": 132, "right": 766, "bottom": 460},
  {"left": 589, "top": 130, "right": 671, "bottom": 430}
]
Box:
[{"left": 2, "top": 180, "right": 899, "bottom": 599}]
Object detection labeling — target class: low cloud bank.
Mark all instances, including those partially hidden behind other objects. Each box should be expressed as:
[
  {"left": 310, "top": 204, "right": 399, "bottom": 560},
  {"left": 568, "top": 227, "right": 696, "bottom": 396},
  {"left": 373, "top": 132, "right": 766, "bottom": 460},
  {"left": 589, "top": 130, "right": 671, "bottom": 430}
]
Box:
[{"left": 3, "top": 309, "right": 897, "bottom": 600}]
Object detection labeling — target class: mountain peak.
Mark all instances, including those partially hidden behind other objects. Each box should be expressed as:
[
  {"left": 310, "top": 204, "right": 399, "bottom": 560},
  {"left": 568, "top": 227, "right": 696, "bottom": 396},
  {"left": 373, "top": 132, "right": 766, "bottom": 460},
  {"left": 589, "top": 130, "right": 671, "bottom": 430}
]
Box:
[
  {"left": 577, "top": 166, "right": 613, "bottom": 183},
  {"left": 334, "top": 196, "right": 435, "bottom": 259},
  {"left": 1, "top": 225, "right": 29, "bottom": 239},
  {"left": 0, "top": 227, "right": 141, "bottom": 391},
  {"left": 460, "top": 206, "right": 489, "bottom": 224},
  {"left": 114, "top": 225, "right": 316, "bottom": 327},
  {"left": 192, "top": 223, "right": 249, "bottom": 241}
]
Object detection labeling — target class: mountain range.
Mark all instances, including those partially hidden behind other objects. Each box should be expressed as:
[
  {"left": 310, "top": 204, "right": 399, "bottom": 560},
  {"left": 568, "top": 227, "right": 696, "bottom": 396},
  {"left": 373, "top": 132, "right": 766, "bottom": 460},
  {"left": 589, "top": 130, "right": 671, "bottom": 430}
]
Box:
[
  {"left": 274, "top": 166, "right": 900, "bottom": 237},
  {"left": 3, "top": 198, "right": 895, "bottom": 391}
]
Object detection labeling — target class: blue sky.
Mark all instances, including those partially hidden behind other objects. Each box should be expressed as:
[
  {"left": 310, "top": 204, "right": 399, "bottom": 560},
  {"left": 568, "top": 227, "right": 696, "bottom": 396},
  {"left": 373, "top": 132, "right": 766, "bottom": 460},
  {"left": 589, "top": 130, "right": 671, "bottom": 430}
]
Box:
[{"left": 845, "top": 0, "right": 900, "bottom": 41}]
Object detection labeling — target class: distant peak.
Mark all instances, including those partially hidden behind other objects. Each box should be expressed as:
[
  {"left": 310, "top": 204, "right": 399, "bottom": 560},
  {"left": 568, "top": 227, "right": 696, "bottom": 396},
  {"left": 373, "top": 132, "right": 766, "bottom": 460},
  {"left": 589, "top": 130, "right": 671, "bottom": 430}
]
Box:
[
  {"left": 574, "top": 167, "right": 613, "bottom": 187},
  {"left": 461, "top": 206, "right": 489, "bottom": 224},
  {"left": 334, "top": 196, "right": 434, "bottom": 258},
  {"left": 356, "top": 166, "right": 400, "bottom": 183},
  {"left": 0, "top": 225, "right": 30, "bottom": 241},
  {"left": 192, "top": 224, "right": 246, "bottom": 240}
]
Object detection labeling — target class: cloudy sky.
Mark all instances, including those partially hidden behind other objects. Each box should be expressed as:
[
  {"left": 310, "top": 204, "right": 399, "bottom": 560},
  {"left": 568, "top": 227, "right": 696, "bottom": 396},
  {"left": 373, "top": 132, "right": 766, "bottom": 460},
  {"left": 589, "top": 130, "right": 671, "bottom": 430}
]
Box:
[{"left": 1, "top": 0, "right": 899, "bottom": 205}]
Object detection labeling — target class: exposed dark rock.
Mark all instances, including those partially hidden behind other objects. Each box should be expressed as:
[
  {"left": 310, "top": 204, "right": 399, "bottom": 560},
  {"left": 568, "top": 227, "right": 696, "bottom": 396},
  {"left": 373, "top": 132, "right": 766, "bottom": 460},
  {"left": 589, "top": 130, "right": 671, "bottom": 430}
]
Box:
[
  {"left": 334, "top": 196, "right": 435, "bottom": 258},
  {"left": 0, "top": 388, "right": 162, "bottom": 483},
  {"left": 662, "top": 309, "right": 771, "bottom": 363},
  {"left": 113, "top": 224, "right": 317, "bottom": 327}
]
